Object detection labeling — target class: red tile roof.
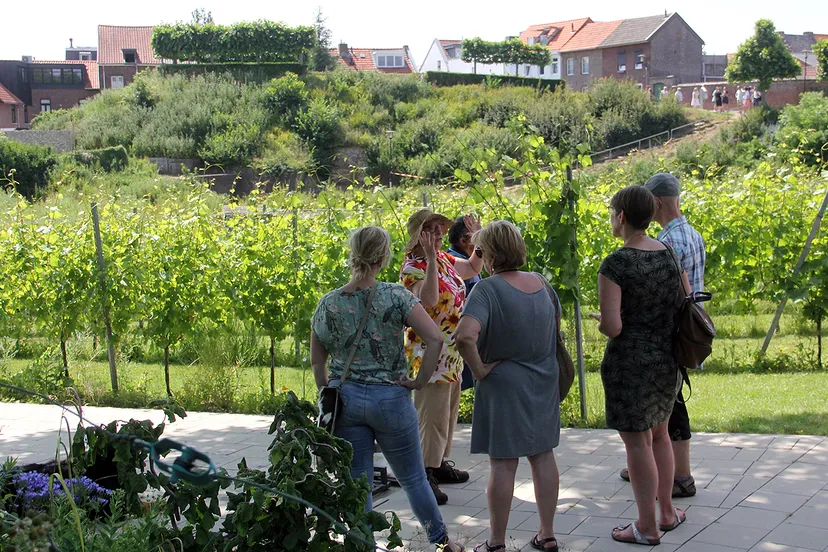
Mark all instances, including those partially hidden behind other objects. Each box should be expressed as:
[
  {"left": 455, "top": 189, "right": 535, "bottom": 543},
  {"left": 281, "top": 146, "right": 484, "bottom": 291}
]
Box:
[
  {"left": 98, "top": 25, "right": 160, "bottom": 65},
  {"left": 329, "top": 47, "right": 414, "bottom": 73},
  {"left": 30, "top": 60, "right": 100, "bottom": 89},
  {"left": 559, "top": 20, "right": 623, "bottom": 52},
  {"left": 0, "top": 83, "right": 23, "bottom": 105},
  {"left": 520, "top": 18, "right": 593, "bottom": 50}
]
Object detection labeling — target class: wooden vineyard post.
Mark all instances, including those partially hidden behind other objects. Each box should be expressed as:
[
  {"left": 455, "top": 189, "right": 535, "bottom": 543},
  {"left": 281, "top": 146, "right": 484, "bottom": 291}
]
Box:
[
  {"left": 91, "top": 203, "right": 119, "bottom": 392},
  {"left": 761, "top": 186, "right": 828, "bottom": 354},
  {"left": 566, "top": 166, "right": 588, "bottom": 421}
]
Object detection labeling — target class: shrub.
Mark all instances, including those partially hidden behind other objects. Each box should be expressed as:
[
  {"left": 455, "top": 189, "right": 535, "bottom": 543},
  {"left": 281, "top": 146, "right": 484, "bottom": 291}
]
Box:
[
  {"left": 264, "top": 72, "right": 308, "bottom": 126},
  {"left": 776, "top": 92, "right": 828, "bottom": 166},
  {"left": 159, "top": 62, "right": 307, "bottom": 83},
  {"left": 254, "top": 130, "right": 314, "bottom": 176},
  {"left": 425, "top": 71, "right": 564, "bottom": 91},
  {"left": 199, "top": 121, "right": 263, "bottom": 167},
  {"left": 294, "top": 98, "right": 342, "bottom": 169},
  {"left": 524, "top": 88, "right": 594, "bottom": 151},
  {"left": 71, "top": 145, "right": 129, "bottom": 172},
  {"left": 0, "top": 137, "right": 57, "bottom": 198}
]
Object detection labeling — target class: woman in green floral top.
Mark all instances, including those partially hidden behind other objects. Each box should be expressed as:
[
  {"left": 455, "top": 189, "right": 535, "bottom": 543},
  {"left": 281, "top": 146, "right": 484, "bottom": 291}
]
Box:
[{"left": 311, "top": 226, "right": 464, "bottom": 552}]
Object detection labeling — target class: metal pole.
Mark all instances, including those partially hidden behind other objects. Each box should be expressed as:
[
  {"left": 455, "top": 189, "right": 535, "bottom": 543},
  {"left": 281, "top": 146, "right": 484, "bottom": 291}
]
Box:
[
  {"left": 566, "top": 166, "right": 587, "bottom": 420},
  {"left": 761, "top": 186, "right": 828, "bottom": 353},
  {"left": 91, "top": 203, "right": 118, "bottom": 392}
]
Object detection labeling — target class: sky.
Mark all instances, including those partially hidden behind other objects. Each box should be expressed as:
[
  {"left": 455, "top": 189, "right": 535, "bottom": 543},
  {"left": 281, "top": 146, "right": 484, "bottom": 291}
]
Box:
[{"left": 2, "top": 0, "right": 824, "bottom": 68}]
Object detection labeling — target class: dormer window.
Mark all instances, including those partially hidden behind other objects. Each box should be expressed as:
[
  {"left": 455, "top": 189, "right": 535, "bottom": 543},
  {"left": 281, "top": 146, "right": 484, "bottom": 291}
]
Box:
[
  {"left": 376, "top": 54, "right": 405, "bottom": 68},
  {"left": 79, "top": 52, "right": 92, "bottom": 61},
  {"left": 122, "top": 49, "right": 137, "bottom": 63}
]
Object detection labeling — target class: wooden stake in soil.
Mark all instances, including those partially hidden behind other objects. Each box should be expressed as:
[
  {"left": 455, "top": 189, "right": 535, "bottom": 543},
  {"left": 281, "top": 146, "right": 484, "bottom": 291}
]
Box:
[
  {"left": 91, "top": 202, "right": 119, "bottom": 392},
  {"left": 761, "top": 186, "right": 828, "bottom": 354}
]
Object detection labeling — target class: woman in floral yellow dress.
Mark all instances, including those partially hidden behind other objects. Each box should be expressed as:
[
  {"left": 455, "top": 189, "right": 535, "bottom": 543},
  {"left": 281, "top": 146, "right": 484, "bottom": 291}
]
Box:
[{"left": 400, "top": 209, "right": 484, "bottom": 504}]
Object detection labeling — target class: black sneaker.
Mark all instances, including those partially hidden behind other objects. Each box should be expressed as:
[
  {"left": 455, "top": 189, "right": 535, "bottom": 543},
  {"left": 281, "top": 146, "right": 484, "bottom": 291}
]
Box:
[
  {"left": 673, "top": 476, "right": 696, "bottom": 498},
  {"left": 431, "top": 460, "right": 470, "bottom": 484},
  {"left": 426, "top": 469, "right": 448, "bottom": 505}
]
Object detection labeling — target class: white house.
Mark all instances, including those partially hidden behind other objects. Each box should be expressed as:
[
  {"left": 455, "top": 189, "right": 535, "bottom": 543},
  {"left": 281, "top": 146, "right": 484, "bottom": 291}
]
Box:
[{"left": 418, "top": 39, "right": 504, "bottom": 75}]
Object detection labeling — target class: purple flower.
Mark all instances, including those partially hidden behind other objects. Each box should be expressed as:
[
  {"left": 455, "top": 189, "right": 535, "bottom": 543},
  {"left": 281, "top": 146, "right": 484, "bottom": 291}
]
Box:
[{"left": 12, "top": 471, "right": 111, "bottom": 511}]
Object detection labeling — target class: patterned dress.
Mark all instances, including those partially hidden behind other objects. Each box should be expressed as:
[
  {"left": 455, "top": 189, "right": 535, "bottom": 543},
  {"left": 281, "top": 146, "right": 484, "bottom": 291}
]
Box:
[
  {"left": 400, "top": 251, "right": 465, "bottom": 384},
  {"left": 598, "top": 248, "right": 683, "bottom": 432}
]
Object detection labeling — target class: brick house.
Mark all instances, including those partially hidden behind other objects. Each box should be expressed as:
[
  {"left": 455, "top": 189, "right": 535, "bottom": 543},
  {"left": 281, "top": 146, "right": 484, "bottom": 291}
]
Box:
[
  {"left": 98, "top": 25, "right": 161, "bottom": 90},
  {"left": 330, "top": 43, "right": 416, "bottom": 73},
  {"left": 0, "top": 83, "right": 24, "bottom": 130},
  {"left": 558, "top": 13, "right": 703, "bottom": 92},
  {"left": 0, "top": 58, "right": 100, "bottom": 128}
]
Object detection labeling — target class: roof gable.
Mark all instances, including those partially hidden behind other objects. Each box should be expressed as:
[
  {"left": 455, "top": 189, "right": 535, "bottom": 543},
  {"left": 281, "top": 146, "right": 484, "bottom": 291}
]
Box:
[
  {"left": 601, "top": 13, "right": 670, "bottom": 48},
  {"left": 330, "top": 47, "right": 414, "bottom": 73},
  {"left": 520, "top": 17, "right": 593, "bottom": 50},
  {"left": 0, "top": 83, "right": 23, "bottom": 105},
  {"left": 98, "top": 25, "right": 160, "bottom": 65}
]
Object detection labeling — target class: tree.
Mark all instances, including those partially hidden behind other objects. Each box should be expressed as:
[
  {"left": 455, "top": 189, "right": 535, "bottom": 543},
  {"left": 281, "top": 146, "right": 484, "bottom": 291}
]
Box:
[
  {"left": 191, "top": 8, "right": 213, "bottom": 24},
  {"left": 725, "top": 19, "right": 801, "bottom": 92},
  {"left": 309, "top": 7, "right": 336, "bottom": 71},
  {"left": 461, "top": 37, "right": 551, "bottom": 76},
  {"left": 814, "top": 39, "right": 828, "bottom": 81}
]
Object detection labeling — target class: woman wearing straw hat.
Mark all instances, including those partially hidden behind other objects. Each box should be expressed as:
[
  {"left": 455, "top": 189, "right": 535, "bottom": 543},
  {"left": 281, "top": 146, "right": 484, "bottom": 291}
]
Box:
[{"left": 400, "top": 208, "right": 484, "bottom": 505}]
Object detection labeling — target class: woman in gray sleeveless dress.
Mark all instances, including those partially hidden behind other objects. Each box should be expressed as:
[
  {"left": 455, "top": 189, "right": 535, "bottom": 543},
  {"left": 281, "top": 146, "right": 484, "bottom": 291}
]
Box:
[{"left": 456, "top": 220, "right": 562, "bottom": 552}]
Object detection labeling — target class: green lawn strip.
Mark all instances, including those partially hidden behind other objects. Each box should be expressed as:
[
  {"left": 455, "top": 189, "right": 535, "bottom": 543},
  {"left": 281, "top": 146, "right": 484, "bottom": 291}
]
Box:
[{"left": 3, "top": 359, "right": 827, "bottom": 435}]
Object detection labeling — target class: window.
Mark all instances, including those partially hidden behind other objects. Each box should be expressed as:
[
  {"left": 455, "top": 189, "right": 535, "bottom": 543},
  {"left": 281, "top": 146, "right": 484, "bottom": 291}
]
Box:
[
  {"left": 566, "top": 57, "right": 575, "bottom": 76},
  {"left": 376, "top": 55, "right": 404, "bottom": 68},
  {"left": 551, "top": 57, "right": 559, "bottom": 74},
  {"left": 73, "top": 68, "right": 82, "bottom": 84},
  {"left": 635, "top": 51, "right": 645, "bottom": 70},
  {"left": 51, "top": 69, "right": 62, "bottom": 84},
  {"left": 617, "top": 52, "right": 626, "bottom": 73},
  {"left": 123, "top": 50, "right": 136, "bottom": 63},
  {"left": 40, "top": 99, "right": 51, "bottom": 113},
  {"left": 581, "top": 56, "right": 590, "bottom": 75},
  {"left": 437, "top": 60, "right": 441, "bottom": 70},
  {"left": 11, "top": 106, "right": 17, "bottom": 124},
  {"left": 32, "top": 68, "right": 43, "bottom": 84},
  {"left": 79, "top": 52, "right": 91, "bottom": 61},
  {"left": 539, "top": 65, "right": 545, "bottom": 75},
  {"left": 524, "top": 65, "right": 530, "bottom": 76},
  {"left": 18, "top": 67, "right": 27, "bottom": 83},
  {"left": 111, "top": 75, "right": 124, "bottom": 89}
]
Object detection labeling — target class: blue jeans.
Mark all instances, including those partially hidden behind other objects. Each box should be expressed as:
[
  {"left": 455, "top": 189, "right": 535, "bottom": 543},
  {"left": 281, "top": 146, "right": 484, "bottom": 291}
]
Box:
[{"left": 334, "top": 381, "right": 447, "bottom": 544}]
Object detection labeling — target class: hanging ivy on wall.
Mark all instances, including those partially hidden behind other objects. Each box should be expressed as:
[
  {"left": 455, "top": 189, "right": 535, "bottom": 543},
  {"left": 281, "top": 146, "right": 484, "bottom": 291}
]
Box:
[{"left": 152, "top": 20, "right": 315, "bottom": 63}]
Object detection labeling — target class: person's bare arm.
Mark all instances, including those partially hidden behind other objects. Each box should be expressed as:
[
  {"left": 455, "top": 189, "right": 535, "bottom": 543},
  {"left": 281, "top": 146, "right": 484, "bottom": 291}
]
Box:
[
  {"left": 398, "top": 304, "right": 443, "bottom": 390},
  {"left": 453, "top": 214, "right": 484, "bottom": 280},
  {"left": 456, "top": 316, "right": 499, "bottom": 381},
  {"left": 310, "top": 330, "right": 330, "bottom": 389},
  {"left": 411, "top": 232, "right": 440, "bottom": 308},
  {"left": 597, "top": 274, "right": 622, "bottom": 338}
]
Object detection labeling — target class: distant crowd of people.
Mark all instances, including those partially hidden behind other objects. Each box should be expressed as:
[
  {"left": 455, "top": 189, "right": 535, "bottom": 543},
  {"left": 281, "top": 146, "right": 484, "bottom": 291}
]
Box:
[
  {"left": 310, "top": 172, "right": 706, "bottom": 550},
  {"left": 645, "top": 84, "right": 763, "bottom": 112}
]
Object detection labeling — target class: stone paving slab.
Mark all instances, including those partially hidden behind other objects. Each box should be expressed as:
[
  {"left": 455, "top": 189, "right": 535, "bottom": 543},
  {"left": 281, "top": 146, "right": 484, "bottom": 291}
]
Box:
[{"left": 2, "top": 403, "right": 828, "bottom": 552}]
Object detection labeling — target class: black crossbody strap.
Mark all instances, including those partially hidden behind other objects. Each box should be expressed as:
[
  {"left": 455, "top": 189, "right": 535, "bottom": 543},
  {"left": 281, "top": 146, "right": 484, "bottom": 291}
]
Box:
[{"left": 339, "top": 285, "right": 377, "bottom": 384}]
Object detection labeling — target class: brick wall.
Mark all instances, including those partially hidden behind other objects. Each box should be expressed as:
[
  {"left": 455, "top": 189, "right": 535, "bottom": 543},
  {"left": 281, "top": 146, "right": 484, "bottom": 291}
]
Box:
[
  {"left": 672, "top": 80, "right": 828, "bottom": 110},
  {"left": 0, "top": 130, "right": 75, "bottom": 152},
  {"left": 600, "top": 44, "right": 650, "bottom": 86},
  {"left": 649, "top": 16, "right": 703, "bottom": 85},
  {"left": 100, "top": 65, "right": 157, "bottom": 89},
  {"left": 0, "top": 105, "right": 21, "bottom": 129},
  {"left": 562, "top": 50, "right": 604, "bottom": 91},
  {"left": 31, "top": 88, "right": 98, "bottom": 113}
]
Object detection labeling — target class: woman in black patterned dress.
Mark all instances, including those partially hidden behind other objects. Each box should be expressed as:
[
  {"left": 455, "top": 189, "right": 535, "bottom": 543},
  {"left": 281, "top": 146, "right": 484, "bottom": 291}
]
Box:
[{"left": 590, "top": 185, "right": 689, "bottom": 545}]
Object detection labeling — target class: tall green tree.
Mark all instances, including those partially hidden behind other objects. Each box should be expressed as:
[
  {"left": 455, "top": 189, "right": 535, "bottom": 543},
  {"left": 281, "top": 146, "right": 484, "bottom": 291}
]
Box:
[
  {"left": 725, "top": 19, "right": 801, "bottom": 92},
  {"left": 462, "top": 37, "right": 550, "bottom": 76},
  {"left": 814, "top": 39, "right": 828, "bottom": 81},
  {"left": 309, "top": 7, "right": 336, "bottom": 71}
]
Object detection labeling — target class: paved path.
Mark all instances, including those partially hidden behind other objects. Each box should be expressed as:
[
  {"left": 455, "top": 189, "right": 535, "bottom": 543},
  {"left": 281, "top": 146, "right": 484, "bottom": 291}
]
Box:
[{"left": 2, "top": 403, "right": 827, "bottom": 552}]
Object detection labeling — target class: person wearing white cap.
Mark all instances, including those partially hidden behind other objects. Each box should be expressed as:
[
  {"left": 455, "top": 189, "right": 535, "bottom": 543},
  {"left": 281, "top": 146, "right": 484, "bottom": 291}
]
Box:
[{"left": 400, "top": 209, "right": 484, "bottom": 505}]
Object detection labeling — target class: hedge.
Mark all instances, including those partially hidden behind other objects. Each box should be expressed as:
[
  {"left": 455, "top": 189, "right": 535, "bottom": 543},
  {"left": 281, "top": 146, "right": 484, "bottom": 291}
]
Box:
[
  {"left": 71, "top": 145, "right": 129, "bottom": 172},
  {"left": 0, "top": 138, "right": 56, "bottom": 198},
  {"left": 425, "top": 71, "right": 564, "bottom": 91},
  {"left": 159, "top": 63, "right": 306, "bottom": 83}
]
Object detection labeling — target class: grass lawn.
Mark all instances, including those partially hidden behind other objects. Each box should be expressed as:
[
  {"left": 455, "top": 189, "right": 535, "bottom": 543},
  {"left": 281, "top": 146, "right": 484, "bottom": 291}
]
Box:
[{"left": 3, "top": 356, "right": 827, "bottom": 436}]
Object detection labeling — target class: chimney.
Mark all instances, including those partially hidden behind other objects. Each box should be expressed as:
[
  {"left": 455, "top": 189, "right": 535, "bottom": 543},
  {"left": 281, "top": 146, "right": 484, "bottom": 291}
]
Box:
[
  {"left": 338, "top": 43, "right": 349, "bottom": 58},
  {"left": 69, "top": 38, "right": 74, "bottom": 48},
  {"left": 571, "top": 23, "right": 574, "bottom": 32}
]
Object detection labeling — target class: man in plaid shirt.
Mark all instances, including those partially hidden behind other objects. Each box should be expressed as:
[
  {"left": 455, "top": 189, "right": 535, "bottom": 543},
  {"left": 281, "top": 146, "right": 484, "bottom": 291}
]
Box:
[{"left": 619, "top": 173, "right": 706, "bottom": 499}]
